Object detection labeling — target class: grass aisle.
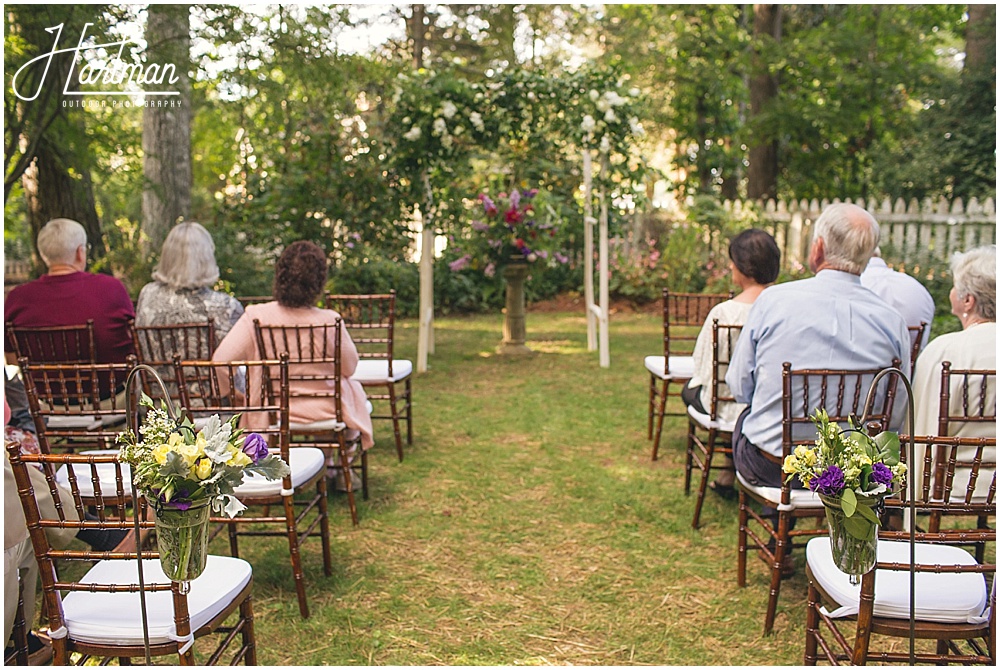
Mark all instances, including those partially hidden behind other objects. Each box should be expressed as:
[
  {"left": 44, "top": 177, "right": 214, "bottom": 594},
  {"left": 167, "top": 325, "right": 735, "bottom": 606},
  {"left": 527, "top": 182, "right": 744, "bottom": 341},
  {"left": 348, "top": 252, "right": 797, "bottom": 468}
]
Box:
[{"left": 242, "top": 311, "right": 813, "bottom": 665}]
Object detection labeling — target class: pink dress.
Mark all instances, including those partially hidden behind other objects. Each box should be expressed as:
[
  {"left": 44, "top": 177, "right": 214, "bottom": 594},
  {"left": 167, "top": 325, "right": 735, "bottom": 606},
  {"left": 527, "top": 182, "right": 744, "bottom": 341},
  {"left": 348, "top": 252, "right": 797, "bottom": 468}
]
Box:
[{"left": 212, "top": 302, "right": 374, "bottom": 450}]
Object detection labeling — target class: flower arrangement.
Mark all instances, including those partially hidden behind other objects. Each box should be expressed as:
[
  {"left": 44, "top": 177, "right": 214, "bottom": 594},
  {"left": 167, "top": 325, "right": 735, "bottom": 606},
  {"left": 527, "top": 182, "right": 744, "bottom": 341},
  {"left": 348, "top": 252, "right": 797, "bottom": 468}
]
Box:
[
  {"left": 783, "top": 409, "right": 906, "bottom": 542},
  {"left": 447, "top": 188, "right": 568, "bottom": 277},
  {"left": 117, "top": 398, "right": 291, "bottom": 519}
]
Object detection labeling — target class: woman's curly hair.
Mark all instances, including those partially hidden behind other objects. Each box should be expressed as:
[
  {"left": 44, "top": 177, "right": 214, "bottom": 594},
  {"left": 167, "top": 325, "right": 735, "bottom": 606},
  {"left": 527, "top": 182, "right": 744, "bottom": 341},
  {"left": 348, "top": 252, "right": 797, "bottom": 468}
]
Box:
[{"left": 273, "top": 241, "right": 328, "bottom": 308}]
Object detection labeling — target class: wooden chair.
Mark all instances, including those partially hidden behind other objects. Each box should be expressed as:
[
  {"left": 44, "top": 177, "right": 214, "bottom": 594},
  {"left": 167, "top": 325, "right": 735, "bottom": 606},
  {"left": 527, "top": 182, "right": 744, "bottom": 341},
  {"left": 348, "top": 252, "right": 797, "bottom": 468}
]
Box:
[
  {"left": 174, "top": 356, "right": 332, "bottom": 619},
  {"left": 738, "top": 361, "right": 900, "bottom": 634},
  {"left": 253, "top": 319, "right": 368, "bottom": 526},
  {"left": 906, "top": 322, "right": 927, "bottom": 376},
  {"left": 19, "top": 357, "right": 135, "bottom": 454},
  {"left": 130, "top": 319, "right": 217, "bottom": 404},
  {"left": 326, "top": 291, "right": 412, "bottom": 462},
  {"left": 927, "top": 362, "right": 996, "bottom": 560},
  {"left": 804, "top": 433, "right": 995, "bottom": 665},
  {"left": 3, "top": 573, "right": 29, "bottom": 665},
  {"left": 6, "top": 320, "right": 97, "bottom": 364},
  {"left": 646, "top": 290, "right": 732, "bottom": 460},
  {"left": 684, "top": 320, "right": 743, "bottom": 529},
  {"left": 5, "top": 444, "right": 257, "bottom": 665}
]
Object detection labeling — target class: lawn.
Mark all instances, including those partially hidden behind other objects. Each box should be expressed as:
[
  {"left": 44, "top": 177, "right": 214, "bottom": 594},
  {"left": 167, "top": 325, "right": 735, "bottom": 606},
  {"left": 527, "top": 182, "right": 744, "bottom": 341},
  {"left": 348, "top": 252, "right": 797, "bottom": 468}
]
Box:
[{"left": 230, "top": 309, "right": 823, "bottom": 666}]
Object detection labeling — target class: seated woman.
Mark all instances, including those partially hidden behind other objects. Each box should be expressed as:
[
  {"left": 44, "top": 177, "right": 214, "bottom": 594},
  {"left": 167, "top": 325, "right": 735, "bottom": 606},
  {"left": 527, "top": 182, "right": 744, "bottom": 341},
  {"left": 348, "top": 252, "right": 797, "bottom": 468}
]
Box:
[
  {"left": 135, "top": 221, "right": 244, "bottom": 342},
  {"left": 213, "top": 241, "right": 374, "bottom": 476},
  {"left": 911, "top": 245, "right": 995, "bottom": 498},
  {"left": 681, "top": 228, "right": 781, "bottom": 497}
]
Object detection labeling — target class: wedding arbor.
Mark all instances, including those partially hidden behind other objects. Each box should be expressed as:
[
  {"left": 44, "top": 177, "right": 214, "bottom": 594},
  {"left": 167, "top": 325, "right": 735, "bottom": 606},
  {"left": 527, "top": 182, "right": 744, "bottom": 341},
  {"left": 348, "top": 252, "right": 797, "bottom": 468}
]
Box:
[{"left": 388, "top": 66, "right": 647, "bottom": 371}]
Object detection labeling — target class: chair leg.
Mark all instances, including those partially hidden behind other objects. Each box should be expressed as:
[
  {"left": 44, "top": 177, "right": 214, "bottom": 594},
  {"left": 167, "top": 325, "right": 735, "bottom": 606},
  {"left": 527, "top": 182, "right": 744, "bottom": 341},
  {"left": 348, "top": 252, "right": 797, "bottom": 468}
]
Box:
[
  {"left": 318, "top": 477, "right": 332, "bottom": 577},
  {"left": 387, "top": 383, "right": 404, "bottom": 462},
  {"left": 239, "top": 592, "right": 257, "bottom": 666},
  {"left": 404, "top": 377, "right": 413, "bottom": 446},
  {"left": 651, "top": 378, "right": 670, "bottom": 461},
  {"left": 339, "top": 438, "right": 359, "bottom": 526},
  {"left": 361, "top": 450, "right": 369, "bottom": 501},
  {"left": 691, "top": 428, "right": 717, "bottom": 530},
  {"left": 804, "top": 578, "right": 820, "bottom": 665},
  {"left": 227, "top": 522, "right": 240, "bottom": 558},
  {"left": 737, "top": 490, "right": 748, "bottom": 588},
  {"left": 683, "top": 420, "right": 695, "bottom": 496},
  {"left": 647, "top": 373, "right": 656, "bottom": 441},
  {"left": 9, "top": 572, "right": 29, "bottom": 666},
  {"left": 282, "top": 494, "right": 309, "bottom": 619},
  {"left": 764, "top": 512, "right": 790, "bottom": 635}
]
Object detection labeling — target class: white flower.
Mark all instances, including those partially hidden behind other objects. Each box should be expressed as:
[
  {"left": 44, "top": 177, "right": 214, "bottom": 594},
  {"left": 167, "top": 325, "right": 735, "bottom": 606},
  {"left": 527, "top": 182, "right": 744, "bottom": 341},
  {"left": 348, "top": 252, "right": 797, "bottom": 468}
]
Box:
[
  {"left": 527, "top": 91, "right": 537, "bottom": 101},
  {"left": 453, "top": 125, "right": 464, "bottom": 136},
  {"left": 603, "top": 91, "right": 625, "bottom": 107},
  {"left": 604, "top": 108, "right": 618, "bottom": 123},
  {"left": 599, "top": 135, "right": 611, "bottom": 154},
  {"left": 441, "top": 133, "right": 453, "bottom": 149},
  {"left": 441, "top": 100, "right": 457, "bottom": 119},
  {"left": 403, "top": 125, "right": 422, "bottom": 141},
  {"left": 469, "top": 111, "right": 485, "bottom": 131},
  {"left": 432, "top": 118, "right": 447, "bottom": 136},
  {"left": 629, "top": 117, "right": 646, "bottom": 137},
  {"left": 581, "top": 114, "right": 596, "bottom": 132},
  {"left": 629, "top": 87, "right": 641, "bottom": 97},
  {"left": 589, "top": 89, "right": 600, "bottom": 101},
  {"left": 596, "top": 98, "right": 610, "bottom": 113}
]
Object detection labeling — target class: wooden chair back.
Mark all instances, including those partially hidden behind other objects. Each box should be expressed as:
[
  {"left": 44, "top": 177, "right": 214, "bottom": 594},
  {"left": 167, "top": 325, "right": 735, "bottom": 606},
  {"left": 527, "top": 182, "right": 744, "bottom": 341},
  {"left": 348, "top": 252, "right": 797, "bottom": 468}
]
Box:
[
  {"left": 130, "top": 320, "right": 217, "bottom": 403},
  {"left": 779, "top": 360, "right": 901, "bottom": 506},
  {"left": 705, "top": 320, "right": 742, "bottom": 420},
  {"left": 19, "top": 356, "right": 136, "bottom": 453},
  {"left": 906, "top": 322, "right": 927, "bottom": 375},
  {"left": 661, "top": 290, "right": 733, "bottom": 373},
  {"left": 325, "top": 292, "right": 396, "bottom": 374},
  {"left": 6, "top": 320, "right": 97, "bottom": 365}
]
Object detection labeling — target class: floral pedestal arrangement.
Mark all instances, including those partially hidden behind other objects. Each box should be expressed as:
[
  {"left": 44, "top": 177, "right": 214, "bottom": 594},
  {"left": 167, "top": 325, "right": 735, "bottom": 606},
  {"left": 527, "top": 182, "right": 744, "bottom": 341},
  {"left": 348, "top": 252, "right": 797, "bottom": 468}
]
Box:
[
  {"left": 155, "top": 502, "right": 211, "bottom": 582},
  {"left": 498, "top": 263, "right": 532, "bottom": 356}
]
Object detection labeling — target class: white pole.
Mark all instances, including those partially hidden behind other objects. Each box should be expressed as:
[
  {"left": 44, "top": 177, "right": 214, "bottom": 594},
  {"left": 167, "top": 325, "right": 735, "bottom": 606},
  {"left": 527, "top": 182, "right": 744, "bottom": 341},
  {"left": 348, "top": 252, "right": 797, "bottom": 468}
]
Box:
[
  {"left": 582, "top": 149, "right": 596, "bottom": 351},
  {"left": 417, "top": 171, "right": 435, "bottom": 373},
  {"left": 598, "top": 158, "right": 610, "bottom": 368}
]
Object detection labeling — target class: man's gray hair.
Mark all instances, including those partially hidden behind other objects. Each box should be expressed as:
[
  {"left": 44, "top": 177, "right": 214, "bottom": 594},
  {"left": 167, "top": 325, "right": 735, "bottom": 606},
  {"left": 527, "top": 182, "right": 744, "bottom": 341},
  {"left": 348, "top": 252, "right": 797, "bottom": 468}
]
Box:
[
  {"left": 812, "top": 203, "right": 880, "bottom": 274},
  {"left": 36, "top": 218, "right": 87, "bottom": 267},
  {"left": 152, "top": 222, "right": 221, "bottom": 290},
  {"left": 951, "top": 245, "right": 996, "bottom": 320}
]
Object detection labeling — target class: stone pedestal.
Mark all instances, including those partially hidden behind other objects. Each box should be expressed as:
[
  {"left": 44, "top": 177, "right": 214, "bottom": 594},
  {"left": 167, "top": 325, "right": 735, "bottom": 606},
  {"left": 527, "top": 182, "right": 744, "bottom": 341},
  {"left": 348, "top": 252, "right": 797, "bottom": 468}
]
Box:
[{"left": 497, "top": 263, "right": 532, "bottom": 355}]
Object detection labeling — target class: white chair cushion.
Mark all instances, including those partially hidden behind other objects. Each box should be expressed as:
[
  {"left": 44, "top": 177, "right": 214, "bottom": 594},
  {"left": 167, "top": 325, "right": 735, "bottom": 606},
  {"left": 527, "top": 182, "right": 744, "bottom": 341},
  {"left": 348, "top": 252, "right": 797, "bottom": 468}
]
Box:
[
  {"left": 55, "top": 450, "right": 132, "bottom": 498},
  {"left": 736, "top": 471, "right": 825, "bottom": 510},
  {"left": 686, "top": 404, "right": 737, "bottom": 432},
  {"left": 352, "top": 359, "right": 413, "bottom": 384},
  {"left": 644, "top": 355, "right": 694, "bottom": 380},
  {"left": 806, "top": 537, "right": 989, "bottom": 624},
  {"left": 62, "top": 556, "right": 252, "bottom": 646},
  {"left": 46, "top": 415, "right": 102, "bottom": 431},
  {"left": 234, "top": 447, "right": 324, "bottom": 497},
  {"left": 288, "top": 418, "right": 347, "bottom": 432}
]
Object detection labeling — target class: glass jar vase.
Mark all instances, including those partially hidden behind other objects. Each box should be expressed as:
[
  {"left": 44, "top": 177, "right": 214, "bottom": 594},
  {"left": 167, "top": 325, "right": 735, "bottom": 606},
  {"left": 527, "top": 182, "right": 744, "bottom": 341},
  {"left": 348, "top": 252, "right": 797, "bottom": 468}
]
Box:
[{"left": 155, "top": 502, "right": 211, "bottom": 582}]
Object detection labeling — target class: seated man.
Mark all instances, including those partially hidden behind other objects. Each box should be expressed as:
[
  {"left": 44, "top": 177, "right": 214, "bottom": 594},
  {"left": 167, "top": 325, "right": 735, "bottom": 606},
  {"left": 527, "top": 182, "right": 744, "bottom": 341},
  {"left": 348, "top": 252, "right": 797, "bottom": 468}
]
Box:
[
  {"left": 725, "top": 203, "right": 911, "bottom": 490},
  {"left": 861, "top": 246, "right": 935, "bottom": 351},
  {"left": 4, "top": 218, "right": 135, "bottom": 367}
]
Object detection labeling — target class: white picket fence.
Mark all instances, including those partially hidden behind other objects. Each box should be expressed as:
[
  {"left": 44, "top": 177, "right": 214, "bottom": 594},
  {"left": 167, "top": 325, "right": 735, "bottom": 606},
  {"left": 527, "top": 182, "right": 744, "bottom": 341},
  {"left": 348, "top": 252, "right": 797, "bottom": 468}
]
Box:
[{"left": 723, "top": 196, "right": 997, "bottom": 269}]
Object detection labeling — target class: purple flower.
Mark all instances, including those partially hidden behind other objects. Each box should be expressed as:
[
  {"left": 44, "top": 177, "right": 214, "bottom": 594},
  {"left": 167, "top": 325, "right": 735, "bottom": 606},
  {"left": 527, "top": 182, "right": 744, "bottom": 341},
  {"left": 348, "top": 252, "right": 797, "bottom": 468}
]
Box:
[
  {"left": 243, "top": 433, "right": 269, "bottom": 463},
  {"left": 480, "top": 194, "right": 498, "bottom": 216},
  {"left": 555, "top": 252, "right": 569, "bottom": 264},
  {"left": 525, "top": 188, "right": 538, "bottom": 199},
  {"left": 471, "top": 220, "right": 490, "bottom": 232},
  {"left": 448, "top": 254, "right": 471, "bottom": 272},
  {"left": 870, "top": 462, "right": 893, "bottom": 487},
  {"left": 509, "top": 189, "right": 521, "bottom": 209},
  {"left": 809, "top": 465, "right": 846, "bottom": 496}
]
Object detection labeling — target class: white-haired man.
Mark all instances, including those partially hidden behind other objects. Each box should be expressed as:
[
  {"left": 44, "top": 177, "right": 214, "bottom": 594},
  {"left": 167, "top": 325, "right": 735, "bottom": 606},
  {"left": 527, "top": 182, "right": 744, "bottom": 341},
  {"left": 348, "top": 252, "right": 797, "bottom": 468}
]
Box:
[
  {"left": 726, "top": 203, "right": 911, "bottom": 491},
  {"left": 4, "top": 218, "right": 135, "bottom": 368}
]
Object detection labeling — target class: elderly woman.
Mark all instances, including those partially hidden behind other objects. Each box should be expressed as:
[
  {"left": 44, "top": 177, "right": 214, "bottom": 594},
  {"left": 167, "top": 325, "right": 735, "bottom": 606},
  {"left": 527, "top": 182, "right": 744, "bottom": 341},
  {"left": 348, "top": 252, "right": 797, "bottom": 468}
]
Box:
[
  {"left": 135, "top": 222, "right": 244, "bottom": 341},
  {"left": 911, "top": 245, "right": 996, "bottom": 498},
  {"left": 681, "top": 228, "right": 781, "bottom": 498},
  {"left": 213, "top": 241, "right": 374, "bottom": 458}
]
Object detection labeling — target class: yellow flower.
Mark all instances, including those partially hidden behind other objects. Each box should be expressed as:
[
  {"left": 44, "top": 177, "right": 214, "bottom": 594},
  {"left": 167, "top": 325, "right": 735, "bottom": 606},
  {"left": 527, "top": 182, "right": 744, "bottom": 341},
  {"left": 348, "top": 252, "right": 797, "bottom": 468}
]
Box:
[
  {"left": 782, "top": 455, "right": 799, "bottom": 474},
  {"left": 226, "top": 444, "right": 252, "bottom": 468},
  {"left": 152, "top": 443, "right": 171, "bottom": 465},
  {"left": 194, "top": 458, "right": 213, "bottom": 480}
]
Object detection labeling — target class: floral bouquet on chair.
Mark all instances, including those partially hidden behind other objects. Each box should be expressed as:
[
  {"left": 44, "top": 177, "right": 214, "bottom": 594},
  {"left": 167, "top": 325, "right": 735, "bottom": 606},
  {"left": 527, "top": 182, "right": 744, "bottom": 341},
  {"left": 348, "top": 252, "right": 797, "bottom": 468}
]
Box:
[
  {"left": 117, "top": 396, "right": 290, "bottom": 581},
  {"left": 782, "top": 410, "right": 906, "bottom": 579},
  {"left": 446, "top": 188, "right": 568, "bottom": 277}
]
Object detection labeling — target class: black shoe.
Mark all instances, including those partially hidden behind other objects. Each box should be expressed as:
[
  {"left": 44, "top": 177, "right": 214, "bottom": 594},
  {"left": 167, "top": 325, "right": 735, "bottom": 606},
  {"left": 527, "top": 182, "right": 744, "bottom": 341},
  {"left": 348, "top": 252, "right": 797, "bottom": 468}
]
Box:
[
  {"left": 708, "top": 480, "right": 738, "bottom": 500},
  {"left": 76, "top": 528, "right": 130, "bottom": 552}
]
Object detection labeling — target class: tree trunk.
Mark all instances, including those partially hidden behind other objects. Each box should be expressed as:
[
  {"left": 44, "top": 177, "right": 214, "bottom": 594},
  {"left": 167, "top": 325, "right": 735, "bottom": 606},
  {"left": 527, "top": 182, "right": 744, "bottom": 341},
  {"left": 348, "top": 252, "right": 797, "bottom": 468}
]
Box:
[
  {"left": 747, "top": 4, "right": 781, "bottom": 201},
  {"left": 21, "top": 138, "right": 102, "bottom": 275},
  {"left": 408, "top": 5, "right": 426, "bottom": 68},
  {"left": 964, "top": 5, "right": 996, "bottom": 79},
  {"left": 142, "top": 4, "right": 192, "bottom": 253}
]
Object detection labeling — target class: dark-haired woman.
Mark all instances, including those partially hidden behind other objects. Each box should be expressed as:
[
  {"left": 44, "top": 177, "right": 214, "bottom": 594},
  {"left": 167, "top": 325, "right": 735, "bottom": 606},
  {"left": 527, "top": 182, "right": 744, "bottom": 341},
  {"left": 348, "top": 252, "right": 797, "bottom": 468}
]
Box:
[
  {"left": 213, "top": 241, "right": 374, "bottom": 452},
  {"left": 681, "top": 228, "right": 780, "bottom": 497}
]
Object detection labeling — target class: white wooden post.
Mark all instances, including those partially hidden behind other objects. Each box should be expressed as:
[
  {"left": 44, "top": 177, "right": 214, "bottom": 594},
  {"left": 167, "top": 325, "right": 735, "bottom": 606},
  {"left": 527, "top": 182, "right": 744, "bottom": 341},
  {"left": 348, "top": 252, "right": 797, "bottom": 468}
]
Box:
[
  {"left": 416, "top": 172, "right": 435, "bottom": 373},
  {"left": 597, "top": 159, "right": 610, "bottom": 368},
  {"left": 582, "top": 149, "right": 597, "bottom": 351}
]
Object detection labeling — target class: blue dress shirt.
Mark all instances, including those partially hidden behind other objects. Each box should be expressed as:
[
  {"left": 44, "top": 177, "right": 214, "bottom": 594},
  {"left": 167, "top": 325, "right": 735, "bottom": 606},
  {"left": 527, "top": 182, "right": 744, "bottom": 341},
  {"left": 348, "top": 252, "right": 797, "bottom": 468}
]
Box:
[
  {"left": 725, "top": 270, "right": 911, "bottom": 457},
  {"left": 860, "top": 257, "right": 936, "bottom": 349}
]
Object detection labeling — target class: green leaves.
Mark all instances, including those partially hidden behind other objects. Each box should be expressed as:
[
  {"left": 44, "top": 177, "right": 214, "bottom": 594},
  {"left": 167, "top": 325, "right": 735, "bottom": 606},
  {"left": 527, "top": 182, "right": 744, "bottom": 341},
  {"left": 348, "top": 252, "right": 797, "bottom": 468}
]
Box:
[{"left": 874, "top": 430, "right": 900, "bottom": 466}]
